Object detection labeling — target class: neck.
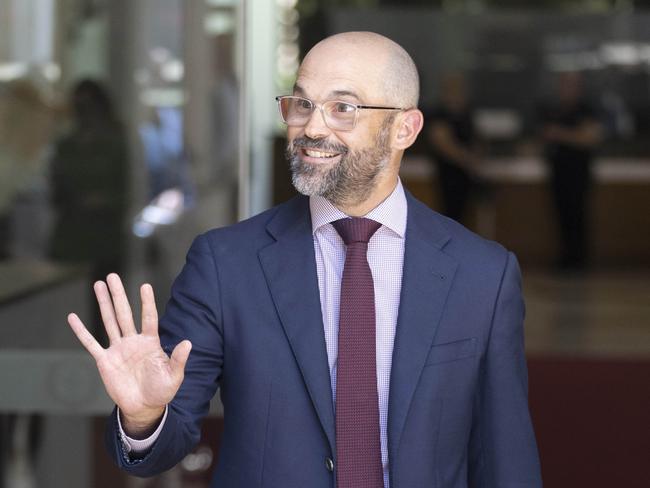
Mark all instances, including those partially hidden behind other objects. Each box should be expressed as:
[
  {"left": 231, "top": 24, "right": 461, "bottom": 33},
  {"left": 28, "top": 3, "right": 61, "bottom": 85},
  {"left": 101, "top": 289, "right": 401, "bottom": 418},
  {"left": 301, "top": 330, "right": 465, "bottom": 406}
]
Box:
[{"left": 335, "top": 172, "right": 399, "bottom": 217}]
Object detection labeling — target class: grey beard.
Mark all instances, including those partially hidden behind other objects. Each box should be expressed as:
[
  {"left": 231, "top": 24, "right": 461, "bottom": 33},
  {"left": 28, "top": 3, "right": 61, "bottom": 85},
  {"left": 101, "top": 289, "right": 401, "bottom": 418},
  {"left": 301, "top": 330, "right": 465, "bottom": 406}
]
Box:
[{"left": 287, "top": 121, "right": 393, "bottom": 207}]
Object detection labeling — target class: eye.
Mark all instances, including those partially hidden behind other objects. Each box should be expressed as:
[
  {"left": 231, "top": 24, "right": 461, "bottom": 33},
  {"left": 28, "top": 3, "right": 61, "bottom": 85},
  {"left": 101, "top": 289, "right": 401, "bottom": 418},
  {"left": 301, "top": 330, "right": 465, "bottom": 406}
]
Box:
[
  {"left": 296, "top": 98, "right": 312, "bottom": 110},
  {"left": 333, "top": 102, "right": 356, "bottom": 114}
]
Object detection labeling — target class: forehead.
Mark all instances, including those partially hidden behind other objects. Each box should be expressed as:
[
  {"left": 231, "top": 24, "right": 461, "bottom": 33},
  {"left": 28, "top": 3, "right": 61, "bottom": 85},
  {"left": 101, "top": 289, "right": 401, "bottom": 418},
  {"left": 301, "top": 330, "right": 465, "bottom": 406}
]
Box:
[{"left": 295, "top": 43, "right": 388, "bottom": 102}]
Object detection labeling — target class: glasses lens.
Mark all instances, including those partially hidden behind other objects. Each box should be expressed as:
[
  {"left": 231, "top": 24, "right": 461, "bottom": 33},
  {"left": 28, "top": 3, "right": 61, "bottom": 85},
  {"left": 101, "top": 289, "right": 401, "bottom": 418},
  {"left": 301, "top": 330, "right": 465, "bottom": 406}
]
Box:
[
  {"left": 323, "top": 101, "right": 357, "bottom": 131},
  {"left": 279, "top": 96, "right": 313, "bottom": 126}
]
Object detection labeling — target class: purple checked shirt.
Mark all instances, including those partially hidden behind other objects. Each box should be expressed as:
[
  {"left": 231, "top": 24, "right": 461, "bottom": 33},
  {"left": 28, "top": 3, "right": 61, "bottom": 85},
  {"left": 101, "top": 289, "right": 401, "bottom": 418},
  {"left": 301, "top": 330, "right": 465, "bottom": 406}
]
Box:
[{"left": 310, "top": 179, "right": 406, "bottom": 488}]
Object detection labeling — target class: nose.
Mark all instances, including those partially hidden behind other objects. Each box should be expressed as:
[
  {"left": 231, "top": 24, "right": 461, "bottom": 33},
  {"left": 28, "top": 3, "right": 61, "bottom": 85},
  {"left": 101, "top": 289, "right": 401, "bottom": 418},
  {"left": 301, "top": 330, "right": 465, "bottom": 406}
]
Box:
[{"left": 303, "top": 105, "right": 331, "bottom": 140}]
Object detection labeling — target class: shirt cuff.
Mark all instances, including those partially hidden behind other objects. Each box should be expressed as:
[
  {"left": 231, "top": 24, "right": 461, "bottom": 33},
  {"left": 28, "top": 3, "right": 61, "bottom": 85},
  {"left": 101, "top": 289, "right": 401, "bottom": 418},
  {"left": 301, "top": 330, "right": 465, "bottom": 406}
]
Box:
[{"left": 116, "top": 405, "right": 168, "bottom": 455}]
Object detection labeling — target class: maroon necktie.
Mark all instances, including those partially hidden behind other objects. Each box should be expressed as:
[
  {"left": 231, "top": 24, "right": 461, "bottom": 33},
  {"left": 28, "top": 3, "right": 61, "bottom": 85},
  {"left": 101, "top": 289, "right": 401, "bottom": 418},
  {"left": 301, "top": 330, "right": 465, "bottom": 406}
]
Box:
[{"left": 332, "top": 217, "right": 384, "bottom": 488}]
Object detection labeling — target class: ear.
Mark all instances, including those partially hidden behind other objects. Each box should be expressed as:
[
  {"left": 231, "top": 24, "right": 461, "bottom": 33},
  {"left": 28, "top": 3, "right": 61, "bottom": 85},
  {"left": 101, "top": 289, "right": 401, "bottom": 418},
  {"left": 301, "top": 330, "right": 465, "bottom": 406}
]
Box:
[{"left": 392, "top": 109, "right": 424, "bottom": 150}]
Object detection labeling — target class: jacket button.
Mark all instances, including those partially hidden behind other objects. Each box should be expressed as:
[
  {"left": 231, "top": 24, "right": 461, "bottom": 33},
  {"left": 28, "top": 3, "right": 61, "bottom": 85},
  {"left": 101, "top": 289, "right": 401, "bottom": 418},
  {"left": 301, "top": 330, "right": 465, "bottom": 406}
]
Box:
[{"left": 325, "top": 457, "right": 334, "bottom": 472}]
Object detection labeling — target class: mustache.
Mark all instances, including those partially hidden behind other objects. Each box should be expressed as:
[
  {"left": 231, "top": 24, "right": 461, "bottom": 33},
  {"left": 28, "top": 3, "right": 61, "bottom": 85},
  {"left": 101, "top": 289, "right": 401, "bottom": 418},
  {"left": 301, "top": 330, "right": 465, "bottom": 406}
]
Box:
[{"left": 289, "top": 136, "right": 348, "bottom": 154}]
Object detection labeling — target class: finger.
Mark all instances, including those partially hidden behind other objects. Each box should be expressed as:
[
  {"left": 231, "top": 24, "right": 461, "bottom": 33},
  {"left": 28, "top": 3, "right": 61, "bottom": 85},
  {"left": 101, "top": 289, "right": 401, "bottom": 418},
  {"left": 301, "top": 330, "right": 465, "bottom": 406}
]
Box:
[
  {"left": 94, "top": 281, "right": 121, "bottom": 343},
  {"left": 169, "top": 340, "right": 192, "bottom": 382},
  {"left": 106, "top": 273, "right": 137, "bottom": 336},
  {"left": 140, "top": 284, "right": 159, "bottom": 337},
  {"left": 67, "top": 313, "right": 105, "bottom": 360}
]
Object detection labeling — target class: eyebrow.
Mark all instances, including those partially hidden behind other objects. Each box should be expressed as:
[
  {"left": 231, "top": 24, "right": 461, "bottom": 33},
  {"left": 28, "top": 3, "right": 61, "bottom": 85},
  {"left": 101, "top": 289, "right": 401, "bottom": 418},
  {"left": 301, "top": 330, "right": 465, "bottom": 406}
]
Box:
[
  {"left": 292, "top": 83, "right": 362, "bottom": 102},
  {"left": 293, "top": 83, "right": 305, "bottom": 95},
  {"left": 330, "top": 90, "right": 361, "bottom": 102}
]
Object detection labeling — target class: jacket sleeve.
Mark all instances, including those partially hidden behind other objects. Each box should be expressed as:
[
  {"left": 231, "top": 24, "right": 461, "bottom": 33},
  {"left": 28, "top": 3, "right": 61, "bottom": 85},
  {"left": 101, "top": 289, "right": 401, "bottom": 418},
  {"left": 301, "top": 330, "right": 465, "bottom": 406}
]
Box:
[
  {"left": 105, "top": 233, "right": 224, "bottom": 477},
  {"left": 468, "top": 252, "right": 543, "bottom": 487}
]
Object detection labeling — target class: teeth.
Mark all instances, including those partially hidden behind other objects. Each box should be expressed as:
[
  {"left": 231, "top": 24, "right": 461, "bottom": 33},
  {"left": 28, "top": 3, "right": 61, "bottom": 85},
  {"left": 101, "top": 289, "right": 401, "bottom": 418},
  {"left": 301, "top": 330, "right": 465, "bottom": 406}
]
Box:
[{"left": 304, "top": 149, "right": 338, "bottom": 158}]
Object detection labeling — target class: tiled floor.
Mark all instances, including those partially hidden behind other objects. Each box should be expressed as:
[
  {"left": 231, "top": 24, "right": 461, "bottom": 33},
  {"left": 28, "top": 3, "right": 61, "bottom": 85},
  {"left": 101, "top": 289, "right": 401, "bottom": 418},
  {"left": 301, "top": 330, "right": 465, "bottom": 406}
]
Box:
[{"left": 523, "top": 268, "right": 650, "bottom": 359}]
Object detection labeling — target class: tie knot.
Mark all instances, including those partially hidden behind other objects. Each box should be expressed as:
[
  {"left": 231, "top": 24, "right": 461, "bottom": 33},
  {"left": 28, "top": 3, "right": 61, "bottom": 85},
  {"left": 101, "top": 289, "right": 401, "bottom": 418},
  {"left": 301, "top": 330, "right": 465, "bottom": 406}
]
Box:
[{"left": 332, "top": 217, "right": 381, "bottom": 245}]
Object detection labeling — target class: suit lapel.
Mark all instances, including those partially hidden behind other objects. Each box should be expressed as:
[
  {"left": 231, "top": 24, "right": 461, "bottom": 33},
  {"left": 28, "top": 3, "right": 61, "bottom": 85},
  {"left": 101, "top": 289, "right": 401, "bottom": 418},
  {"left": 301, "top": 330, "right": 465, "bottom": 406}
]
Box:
[
  {"left": 388, "top": 195, "right": 458, "bottom": 464},
  {"left": 258, "top": 197, "right": 336, "bottom": 453},
  {"left": 256, "top": 193, "right": 457, "bottom": 460}
]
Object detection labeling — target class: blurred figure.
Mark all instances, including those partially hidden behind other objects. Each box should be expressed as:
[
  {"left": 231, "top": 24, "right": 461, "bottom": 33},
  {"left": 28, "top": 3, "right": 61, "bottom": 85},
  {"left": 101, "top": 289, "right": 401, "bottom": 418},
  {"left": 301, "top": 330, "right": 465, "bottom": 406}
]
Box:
[
  {"left": 0, "top": 79, "right": 57, "bottom": 488},
  {"left": 0, "top": 80, "right": 56, "bottom": 260},
  {"left": 539, "top": 72, "right": 603, "bottom": 271},
  {"left": 139, "top": 105, "right": 190, "bottom": 200},
  {"left": 424, "top": 72, "right": 481, "bottom": 224},
  {"left": 138, "top": 47, "right": 193, "bottom": 202},
  {"left": 209, "top": 33, "right": 239, "bottom": 186},
  {"left": 49, "top": 79, "right": 129, "bottom": 330}
]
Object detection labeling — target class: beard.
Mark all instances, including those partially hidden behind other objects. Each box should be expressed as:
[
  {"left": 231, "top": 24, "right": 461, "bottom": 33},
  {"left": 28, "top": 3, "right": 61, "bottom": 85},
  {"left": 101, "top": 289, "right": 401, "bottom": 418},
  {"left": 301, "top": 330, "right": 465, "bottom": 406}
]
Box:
[{"left": 286, "top": 116, "right": 394, "bottom": 207}]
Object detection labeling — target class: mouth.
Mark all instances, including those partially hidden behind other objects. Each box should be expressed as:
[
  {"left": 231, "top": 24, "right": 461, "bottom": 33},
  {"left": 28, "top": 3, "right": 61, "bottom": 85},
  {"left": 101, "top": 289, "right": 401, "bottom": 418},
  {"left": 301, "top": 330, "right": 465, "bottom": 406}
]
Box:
[{"left": 299, "top": 147, "right": 343, "bottom": 164}]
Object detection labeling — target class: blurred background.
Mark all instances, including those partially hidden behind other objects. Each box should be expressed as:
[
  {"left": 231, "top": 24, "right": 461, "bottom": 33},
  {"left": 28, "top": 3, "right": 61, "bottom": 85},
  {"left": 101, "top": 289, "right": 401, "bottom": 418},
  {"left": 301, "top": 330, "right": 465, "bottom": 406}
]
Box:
[{"left": 0, "top": 0, "right": 648, "bottom": 487}]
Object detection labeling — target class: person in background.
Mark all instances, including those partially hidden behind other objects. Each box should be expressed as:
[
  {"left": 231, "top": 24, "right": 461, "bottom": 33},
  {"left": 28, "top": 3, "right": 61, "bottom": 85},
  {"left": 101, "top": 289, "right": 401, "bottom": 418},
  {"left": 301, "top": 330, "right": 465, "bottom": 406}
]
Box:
[
  {"left": 49, "top": 79, "right": 129, "bottom": 337},
  {"left": 0, "top": 79, "right": 56, "bottom": 488},
  {"left": 0, "top": 79, "right": 56, "bottom": 260},
  {"left": 539, "top": 71, "right": 604, "bottom": 271},
  {"left": 424, "top": 72, "right": 481, "bottom": 224}
]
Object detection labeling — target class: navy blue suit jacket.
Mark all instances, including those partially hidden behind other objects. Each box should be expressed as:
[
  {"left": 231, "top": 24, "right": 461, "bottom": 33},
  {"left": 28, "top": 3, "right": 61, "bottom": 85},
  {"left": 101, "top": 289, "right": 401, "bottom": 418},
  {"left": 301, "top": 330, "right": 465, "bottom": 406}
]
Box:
[{"left": 107, "top": 191, "right": 542, "bottom": 487}]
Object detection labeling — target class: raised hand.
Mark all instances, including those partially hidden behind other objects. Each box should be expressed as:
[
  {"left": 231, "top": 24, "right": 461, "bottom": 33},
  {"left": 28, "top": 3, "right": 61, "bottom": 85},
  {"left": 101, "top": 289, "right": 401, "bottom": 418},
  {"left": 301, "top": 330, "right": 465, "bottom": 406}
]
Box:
[{"left": 68, "top": 273, "right": 191, "bottom": 436}]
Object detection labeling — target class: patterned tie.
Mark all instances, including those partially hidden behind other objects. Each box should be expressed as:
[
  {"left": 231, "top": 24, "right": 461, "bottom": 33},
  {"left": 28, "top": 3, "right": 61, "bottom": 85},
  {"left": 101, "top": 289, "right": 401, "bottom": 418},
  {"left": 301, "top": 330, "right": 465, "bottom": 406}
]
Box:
[{"left": 332, "top": 217, "right": 384, "bottom": 488}]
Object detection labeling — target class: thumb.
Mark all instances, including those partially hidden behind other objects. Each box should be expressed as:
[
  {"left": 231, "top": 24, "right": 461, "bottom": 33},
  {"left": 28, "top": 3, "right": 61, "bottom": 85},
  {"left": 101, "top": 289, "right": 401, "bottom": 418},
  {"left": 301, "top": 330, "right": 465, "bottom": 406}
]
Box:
[{"left": 169, "top": 340, "right": 192, "bottom": 380}]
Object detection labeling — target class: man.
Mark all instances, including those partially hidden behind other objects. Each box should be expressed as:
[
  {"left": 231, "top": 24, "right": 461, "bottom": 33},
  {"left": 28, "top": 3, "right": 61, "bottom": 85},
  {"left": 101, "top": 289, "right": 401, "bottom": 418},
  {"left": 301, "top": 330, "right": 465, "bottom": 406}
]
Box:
[
  {"left": 69, "top": 32, "right": 542, "bottom": 488},
  {"left": 424, "top": 72, "right": 481, "bottom": 224},
  {"left": 539, "top": 71, "right": 603, "bottom": 271}
]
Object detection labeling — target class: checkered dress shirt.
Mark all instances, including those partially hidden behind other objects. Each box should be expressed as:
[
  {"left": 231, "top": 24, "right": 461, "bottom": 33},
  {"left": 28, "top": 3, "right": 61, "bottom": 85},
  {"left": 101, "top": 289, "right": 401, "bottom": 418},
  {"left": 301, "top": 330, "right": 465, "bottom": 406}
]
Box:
[{"left": 310, "top": 180, "right": 406, "bottom": 488}]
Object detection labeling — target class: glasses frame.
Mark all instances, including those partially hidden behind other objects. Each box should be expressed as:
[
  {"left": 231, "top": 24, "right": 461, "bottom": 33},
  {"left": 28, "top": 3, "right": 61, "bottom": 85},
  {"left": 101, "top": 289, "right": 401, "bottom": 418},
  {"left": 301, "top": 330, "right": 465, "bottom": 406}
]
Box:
[{"left": 275, "top": 95, "right": 405, "bottom": 132}]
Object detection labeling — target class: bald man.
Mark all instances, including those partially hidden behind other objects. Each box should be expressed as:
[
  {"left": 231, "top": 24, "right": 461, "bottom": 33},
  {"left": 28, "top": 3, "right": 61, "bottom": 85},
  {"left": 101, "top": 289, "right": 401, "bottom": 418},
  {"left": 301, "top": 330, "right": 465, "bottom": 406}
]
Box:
[{"left": 69, "top": 32, "right": 542, "bottom": 488}]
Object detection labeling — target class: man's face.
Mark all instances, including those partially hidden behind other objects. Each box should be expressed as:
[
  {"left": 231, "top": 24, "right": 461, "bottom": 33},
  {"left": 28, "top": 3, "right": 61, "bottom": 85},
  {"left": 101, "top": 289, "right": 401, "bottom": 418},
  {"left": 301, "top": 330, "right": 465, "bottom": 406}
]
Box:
[{"left": 285, "top": 42, "right": 397, "bottom": 207}]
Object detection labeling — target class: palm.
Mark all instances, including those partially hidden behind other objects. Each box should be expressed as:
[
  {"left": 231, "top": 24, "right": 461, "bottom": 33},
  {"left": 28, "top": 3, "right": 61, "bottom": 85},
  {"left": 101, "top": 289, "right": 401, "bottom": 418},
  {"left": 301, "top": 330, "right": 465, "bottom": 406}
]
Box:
[
  {"left": 68, "top": 274, "right": 191, "bottom": 420},
  {"left": 97, "top": 334, "right": 178, "bottom": 414}
]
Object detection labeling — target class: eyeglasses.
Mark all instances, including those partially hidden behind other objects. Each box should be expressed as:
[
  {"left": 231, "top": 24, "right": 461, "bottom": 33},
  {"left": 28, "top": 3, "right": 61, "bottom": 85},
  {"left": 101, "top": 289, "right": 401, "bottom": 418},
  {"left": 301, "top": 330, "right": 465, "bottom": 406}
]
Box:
[{"left": 275, "top": 95, "right": 404, "bottom": 132}]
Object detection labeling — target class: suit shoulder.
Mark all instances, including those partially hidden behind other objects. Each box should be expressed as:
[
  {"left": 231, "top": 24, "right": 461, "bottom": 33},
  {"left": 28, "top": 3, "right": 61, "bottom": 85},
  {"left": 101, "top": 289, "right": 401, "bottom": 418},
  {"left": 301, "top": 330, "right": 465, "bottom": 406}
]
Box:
[
  {"left": 409, "top": 196, "right": 510, "bottom": 268},
  {"left": 196, "top": 195, "right": 308, "bottom": 252},
  {"left": 445, "top": 215, "right": 507, "bottom": 261}
]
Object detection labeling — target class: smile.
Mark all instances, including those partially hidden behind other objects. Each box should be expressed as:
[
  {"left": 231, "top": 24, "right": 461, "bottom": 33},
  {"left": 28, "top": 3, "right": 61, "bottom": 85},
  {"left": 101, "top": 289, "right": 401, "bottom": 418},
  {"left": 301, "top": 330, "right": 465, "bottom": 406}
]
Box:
[{"left": 302, "top": 148, "right": 341, "bottom": 159}]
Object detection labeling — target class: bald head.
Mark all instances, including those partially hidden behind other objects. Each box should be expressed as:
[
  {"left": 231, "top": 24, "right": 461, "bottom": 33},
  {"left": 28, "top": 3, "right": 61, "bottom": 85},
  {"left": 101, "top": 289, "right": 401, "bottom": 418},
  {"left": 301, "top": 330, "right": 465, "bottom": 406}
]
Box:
[
  {"left": 300, "top": 32, "right": 420, "bottom": 108},
  {"left": 287, "top": 32, "right": 424, "bottom": 214}
]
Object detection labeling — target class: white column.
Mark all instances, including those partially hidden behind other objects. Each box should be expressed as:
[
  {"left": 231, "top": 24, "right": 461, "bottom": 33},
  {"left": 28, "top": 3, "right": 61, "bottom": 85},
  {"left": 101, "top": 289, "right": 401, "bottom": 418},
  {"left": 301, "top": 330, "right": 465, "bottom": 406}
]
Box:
[{"left": 243, "top": 0, "right": 278, "bottom": 217}]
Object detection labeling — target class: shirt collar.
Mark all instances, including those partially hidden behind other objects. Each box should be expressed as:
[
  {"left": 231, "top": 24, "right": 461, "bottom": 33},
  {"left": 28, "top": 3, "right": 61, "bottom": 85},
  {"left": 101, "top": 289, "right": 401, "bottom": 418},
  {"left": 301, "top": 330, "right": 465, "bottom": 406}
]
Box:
[{"left": 309, "top": 178, "right": 407, "bottom": 238}]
